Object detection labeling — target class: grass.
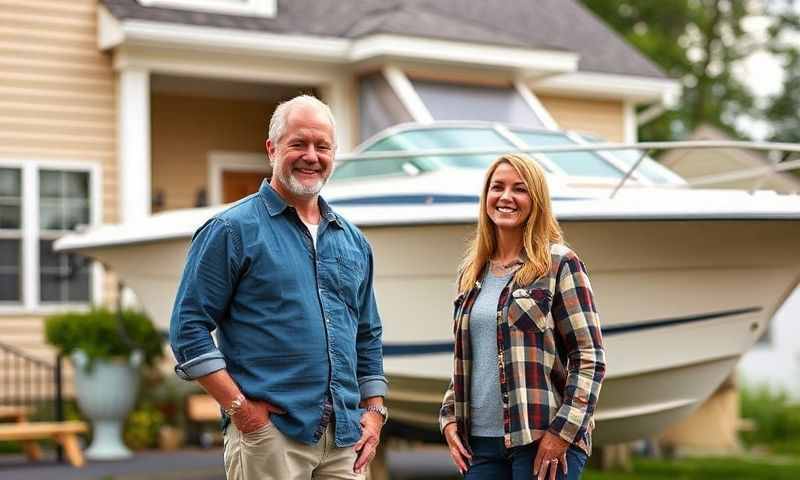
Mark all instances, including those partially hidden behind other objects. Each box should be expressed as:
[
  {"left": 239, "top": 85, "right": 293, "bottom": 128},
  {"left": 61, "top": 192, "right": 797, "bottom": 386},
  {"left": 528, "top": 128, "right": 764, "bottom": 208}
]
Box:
[
  {"left": 582, "top": 455, "right": 800, "bottom": 480},
  {"left": 400, "top": 455, "right": 800, "bottom": 480}
]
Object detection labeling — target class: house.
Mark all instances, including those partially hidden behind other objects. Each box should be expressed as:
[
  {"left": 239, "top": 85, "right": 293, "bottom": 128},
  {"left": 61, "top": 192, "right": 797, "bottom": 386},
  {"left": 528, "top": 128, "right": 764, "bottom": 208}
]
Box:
[{"left": 0, "top": 0, "right": 677, "bottom": 421}]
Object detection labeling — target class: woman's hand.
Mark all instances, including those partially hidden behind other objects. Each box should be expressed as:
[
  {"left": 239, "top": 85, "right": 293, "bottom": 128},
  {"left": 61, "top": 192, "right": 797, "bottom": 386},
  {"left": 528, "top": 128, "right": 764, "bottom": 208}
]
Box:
[
  {"left": 443, "top": 423, "right": 472, "bottom": 474},
  {"left": 534, "top": 431, "right": 569, "bottom": 480}
]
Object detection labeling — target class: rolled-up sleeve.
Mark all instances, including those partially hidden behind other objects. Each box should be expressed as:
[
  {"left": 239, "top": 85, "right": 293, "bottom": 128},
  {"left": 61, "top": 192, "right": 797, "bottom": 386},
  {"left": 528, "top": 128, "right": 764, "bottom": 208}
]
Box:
[
  {"left": 355, "top": 238, "right": 388, "bottom": 399},
  {"left": 548, "top": 254, "right": 606, "bottom": 445},
  {"left": 169, "top": 217, "right": 242, "bottom": 381}
]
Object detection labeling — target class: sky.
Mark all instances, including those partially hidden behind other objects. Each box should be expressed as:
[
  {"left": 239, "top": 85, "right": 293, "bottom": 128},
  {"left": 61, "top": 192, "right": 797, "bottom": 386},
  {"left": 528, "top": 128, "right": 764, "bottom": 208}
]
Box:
[{"left": 734, "top": 6, "right": 799, "bottom": 138}]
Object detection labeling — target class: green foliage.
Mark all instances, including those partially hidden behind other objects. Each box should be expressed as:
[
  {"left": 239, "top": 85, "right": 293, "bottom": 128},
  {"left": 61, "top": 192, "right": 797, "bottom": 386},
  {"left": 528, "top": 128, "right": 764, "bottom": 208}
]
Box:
[
  {"left": 44, "top": 308, "right": 163, "bottom": 367},
  {"left": 123, "top": 403, "right": 165, "bottom": 450},
  {"left": 583, "top": 456, "right": 800, "bottom": 479},
  {"left": 580, "top": 0, "right": 761, "bottom": 141},
  {"left": 740, "top": 386, "right": 800, "bottom": 454}
]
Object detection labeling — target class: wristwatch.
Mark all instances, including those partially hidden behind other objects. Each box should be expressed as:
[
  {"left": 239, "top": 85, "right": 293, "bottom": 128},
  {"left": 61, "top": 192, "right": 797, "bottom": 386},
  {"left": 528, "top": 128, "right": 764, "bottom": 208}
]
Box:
[
  {"left": 223, "top": 393, "right": 246, "bottom": 417},
  {"left": 365, "top": 404, "right": 389, "bottom": 425}
]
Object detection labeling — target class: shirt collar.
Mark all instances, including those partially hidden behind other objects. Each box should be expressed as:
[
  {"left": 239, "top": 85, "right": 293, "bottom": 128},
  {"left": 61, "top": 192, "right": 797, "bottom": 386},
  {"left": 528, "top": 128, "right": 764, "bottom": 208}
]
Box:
[{"left": 259, "top": 180, "right": 343, "bottom": 228}]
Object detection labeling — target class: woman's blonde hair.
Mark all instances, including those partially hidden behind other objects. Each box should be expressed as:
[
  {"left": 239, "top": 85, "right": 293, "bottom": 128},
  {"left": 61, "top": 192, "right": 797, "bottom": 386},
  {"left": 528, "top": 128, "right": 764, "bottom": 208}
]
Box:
[{"left": 458, "top": 153, "right": 563, "bottom": 293}]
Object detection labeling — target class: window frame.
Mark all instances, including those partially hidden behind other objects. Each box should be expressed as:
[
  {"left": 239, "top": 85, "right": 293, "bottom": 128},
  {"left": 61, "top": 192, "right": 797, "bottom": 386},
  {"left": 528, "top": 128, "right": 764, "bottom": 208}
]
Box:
[{"left": 0, "top": 159, "right": 103, "bottom": 314}]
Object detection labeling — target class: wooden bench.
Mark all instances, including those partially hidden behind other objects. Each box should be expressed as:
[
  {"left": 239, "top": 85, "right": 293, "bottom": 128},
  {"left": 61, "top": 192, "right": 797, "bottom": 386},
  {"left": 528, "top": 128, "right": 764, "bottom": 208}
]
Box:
[
  {"left": 0, "top": 405, "right": 31, "bottom": 423},
  {"left": 0, "top": 421, "right": 88, "bottom": 467},
  {"left": 186, "top": 394, "right": 221, "bottom": 447}
]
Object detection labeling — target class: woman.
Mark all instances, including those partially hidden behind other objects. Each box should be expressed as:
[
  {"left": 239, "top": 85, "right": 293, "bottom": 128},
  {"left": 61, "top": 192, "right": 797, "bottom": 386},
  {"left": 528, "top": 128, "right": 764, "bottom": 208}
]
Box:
[{"left": 439, "top": 154, "right": 606, "bottom": 480}]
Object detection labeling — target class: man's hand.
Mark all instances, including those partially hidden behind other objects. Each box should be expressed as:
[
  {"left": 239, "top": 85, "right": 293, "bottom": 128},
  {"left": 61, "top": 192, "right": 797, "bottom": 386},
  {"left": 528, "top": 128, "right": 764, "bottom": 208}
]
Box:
[
  {"left": 352, "top": 409, "right": 383, "bottom": 474},
  {"left": 443, "top": 422, "right": 471, "bottom": 475},
  {"left": 232, "top": 398, "right": 286, "bottom": 434},
  {"left": 533, "top": 431, "right": 569, "bottom": 480}
]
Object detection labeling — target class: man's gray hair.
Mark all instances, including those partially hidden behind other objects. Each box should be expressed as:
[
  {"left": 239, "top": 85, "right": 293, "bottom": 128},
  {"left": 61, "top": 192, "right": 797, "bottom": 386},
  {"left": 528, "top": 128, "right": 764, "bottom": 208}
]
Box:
[{"left": 268, "top": 95, "right": 337, "bottom": 145}]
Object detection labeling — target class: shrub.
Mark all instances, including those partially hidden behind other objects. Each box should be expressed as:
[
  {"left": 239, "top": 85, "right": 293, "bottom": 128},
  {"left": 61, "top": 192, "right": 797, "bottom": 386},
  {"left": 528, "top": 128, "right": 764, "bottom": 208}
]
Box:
[
  {"left": 740, "top": 385, "right": 800, "bottom": 454},
  {"left": 44, "top": 308, "right": 163, "bottom": 369},
  {"left": 124, "top": 403, "right": 165, "bottom": 450}
]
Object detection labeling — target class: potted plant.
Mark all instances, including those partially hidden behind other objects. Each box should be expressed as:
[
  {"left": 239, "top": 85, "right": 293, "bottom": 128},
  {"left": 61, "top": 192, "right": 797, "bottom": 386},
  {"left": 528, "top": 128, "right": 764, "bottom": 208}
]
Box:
[{"left": 45, "top": 308, "right": 163, "bottom": 460}]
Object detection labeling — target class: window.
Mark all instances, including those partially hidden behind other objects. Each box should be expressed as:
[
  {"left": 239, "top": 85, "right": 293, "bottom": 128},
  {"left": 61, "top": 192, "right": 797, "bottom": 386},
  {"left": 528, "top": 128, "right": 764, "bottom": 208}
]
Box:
[
  {"left": 512, "top": 130, "right": 625, "bottom": 179},
  {"left": 39, "top": 171, "right": 92, "bottom": 304},
  {"left": 412, "top": 79, "right": 545, "bottom": 127},
  {"left": 0, "top": 168, "right": 21, "bottom": 303},
  {"left": 0, "top": 162, "right": 97, "bottom": 310},
  {"left": 138, "top": 0, "right": 276, "bottom": 17}
]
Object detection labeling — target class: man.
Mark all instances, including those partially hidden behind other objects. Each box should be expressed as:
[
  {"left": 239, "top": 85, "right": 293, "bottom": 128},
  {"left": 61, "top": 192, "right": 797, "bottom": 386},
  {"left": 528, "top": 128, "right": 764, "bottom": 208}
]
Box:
[{"left": 169, "top": 95, "right": 387, "bottom": 479}]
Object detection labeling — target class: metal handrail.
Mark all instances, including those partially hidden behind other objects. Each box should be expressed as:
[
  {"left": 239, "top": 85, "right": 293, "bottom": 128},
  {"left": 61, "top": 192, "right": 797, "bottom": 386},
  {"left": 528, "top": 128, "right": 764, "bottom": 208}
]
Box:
[
  {"left": 336, "top": 140, "right": 800, "bottom": 198},
  {"left": 0, "top": 340, "right": 64, "bottom": 421}
]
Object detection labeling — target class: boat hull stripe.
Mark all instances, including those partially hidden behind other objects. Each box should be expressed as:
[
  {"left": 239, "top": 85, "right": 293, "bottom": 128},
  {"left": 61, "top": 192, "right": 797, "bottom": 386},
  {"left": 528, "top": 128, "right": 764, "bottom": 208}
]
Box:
[{"left": 382, "top": 306, "right": 762, "bottom": 356}]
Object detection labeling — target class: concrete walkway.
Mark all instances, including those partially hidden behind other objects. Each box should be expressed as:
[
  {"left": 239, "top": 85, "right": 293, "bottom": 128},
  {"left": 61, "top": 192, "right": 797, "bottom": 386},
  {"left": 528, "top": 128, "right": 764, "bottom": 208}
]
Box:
[{"left": 0, "top": 446, "right": 459, "bottom": 480}]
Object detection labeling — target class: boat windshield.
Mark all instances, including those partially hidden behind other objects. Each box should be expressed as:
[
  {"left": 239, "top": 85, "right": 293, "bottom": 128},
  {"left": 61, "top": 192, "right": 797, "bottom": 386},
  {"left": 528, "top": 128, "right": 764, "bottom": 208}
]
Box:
[
  {"left": 577, "top": 133, "right": 686, "bottom": 185},
  {"left": 330, "top": 125, "right": 685, "bottom": 185},
  {"left": 331, "top": 127, "right": 510, "bottom": 181}
]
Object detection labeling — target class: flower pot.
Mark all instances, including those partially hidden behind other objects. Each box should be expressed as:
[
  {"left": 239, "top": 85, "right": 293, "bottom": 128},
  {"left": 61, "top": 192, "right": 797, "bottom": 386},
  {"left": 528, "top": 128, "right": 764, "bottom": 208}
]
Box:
[{"left": 71, "top": 350, "right": 143, "bottom": 460}]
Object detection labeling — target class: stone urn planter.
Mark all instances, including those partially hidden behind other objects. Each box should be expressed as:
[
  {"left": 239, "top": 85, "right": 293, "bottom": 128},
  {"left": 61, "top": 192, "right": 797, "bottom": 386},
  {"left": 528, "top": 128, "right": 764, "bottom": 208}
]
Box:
[
  {"left": 44, "top": 308, "right": 163, "bottom": 462},
  {"left": 72, "top": 350, "right": 143, "bottom": 460}
]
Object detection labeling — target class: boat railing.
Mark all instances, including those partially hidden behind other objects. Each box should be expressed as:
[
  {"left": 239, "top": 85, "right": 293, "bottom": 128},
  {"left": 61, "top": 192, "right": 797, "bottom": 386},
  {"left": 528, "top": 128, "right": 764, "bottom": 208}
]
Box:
[{"left": 336, "top": 140, "right": 800, "bottom": 198}]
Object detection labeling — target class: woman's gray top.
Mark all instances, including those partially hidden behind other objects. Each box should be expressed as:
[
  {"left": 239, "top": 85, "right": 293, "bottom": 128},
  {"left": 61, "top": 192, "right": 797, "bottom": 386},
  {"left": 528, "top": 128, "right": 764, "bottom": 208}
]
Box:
[{"left": 469, "top": 269, "right": 513, "bottom": 437}]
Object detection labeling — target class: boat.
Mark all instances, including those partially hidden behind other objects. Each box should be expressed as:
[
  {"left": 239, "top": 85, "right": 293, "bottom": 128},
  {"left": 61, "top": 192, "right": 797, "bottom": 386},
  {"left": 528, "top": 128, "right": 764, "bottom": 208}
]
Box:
[{"left": 55, "top": 122, "right": 800, "bottom": 445}]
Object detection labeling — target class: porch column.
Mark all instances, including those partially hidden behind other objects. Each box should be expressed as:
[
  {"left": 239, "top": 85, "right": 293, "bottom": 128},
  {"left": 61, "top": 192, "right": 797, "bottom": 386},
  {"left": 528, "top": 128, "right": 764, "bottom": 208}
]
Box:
[
  {"left": 117, "top": 69, "right": 151, "bottom": 222},
  {"left": 320, "top": 76, "right": 356, "bottom": 152}
]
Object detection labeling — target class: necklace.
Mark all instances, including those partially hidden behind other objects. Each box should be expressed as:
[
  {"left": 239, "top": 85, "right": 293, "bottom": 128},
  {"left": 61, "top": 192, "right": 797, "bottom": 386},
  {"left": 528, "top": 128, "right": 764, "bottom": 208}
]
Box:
[{"left": 489, "top": 258, "right": 523, "bottom": 275}]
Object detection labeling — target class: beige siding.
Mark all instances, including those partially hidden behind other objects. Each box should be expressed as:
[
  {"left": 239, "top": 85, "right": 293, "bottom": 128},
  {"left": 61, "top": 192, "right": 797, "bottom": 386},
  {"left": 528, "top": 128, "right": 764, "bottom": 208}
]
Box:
[
  {"left": 151, "top": 94, "right": 276, "bottom": 211},
  {"left": 0, "top": 0, "right": 116, "bottom": 391},
  {"left": 0, "top": 0, "right": 117, "bottom": 224},
  {"left": 536, "top": 94, "right": 625, "bottom": 142}
]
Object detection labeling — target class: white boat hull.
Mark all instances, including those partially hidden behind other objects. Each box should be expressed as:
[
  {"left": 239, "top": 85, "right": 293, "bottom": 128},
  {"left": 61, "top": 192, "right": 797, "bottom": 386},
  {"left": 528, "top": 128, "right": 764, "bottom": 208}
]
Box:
[{"left": 58, "top": 206, "right": 800, "bottom": 445}]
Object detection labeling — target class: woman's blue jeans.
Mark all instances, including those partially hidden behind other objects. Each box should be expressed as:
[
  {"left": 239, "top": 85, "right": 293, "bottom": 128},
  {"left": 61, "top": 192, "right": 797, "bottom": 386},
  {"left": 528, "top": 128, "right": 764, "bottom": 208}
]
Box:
[{"left": 464, "top": 436, "right": 588, "bottom": 480}]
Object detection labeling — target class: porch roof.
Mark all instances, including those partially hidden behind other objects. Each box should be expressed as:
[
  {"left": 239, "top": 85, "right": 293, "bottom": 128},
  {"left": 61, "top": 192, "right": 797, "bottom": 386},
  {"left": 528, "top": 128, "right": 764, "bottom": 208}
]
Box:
[{"left": 102, "top": 0, "right": 667, "bottom": 80}]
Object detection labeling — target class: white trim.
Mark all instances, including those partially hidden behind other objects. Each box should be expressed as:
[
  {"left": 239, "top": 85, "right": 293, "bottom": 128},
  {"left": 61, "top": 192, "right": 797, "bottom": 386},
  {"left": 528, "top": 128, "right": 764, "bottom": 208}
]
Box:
[
  {"left": 514, "top": 80, "right": 559, "bottom": 130},
  {"left": 624, "top": 101, "right": 638, "bottom": 144},
  {"left": 0, "top": 159, "right": 103, "bottom": 312},
  {"left": 138, "top": 0, "right": 276, "bottom": 18},
  {"left": 382, "top": 66, "right": 433, "bottom": 124},
  {"left": 101, "top": 18, "right": 579, "bottom": 75},
  {"left": 531, "top": 72, "right": 681, "bottom": 104},
  {"left": 98, "top": 5, "right": 124, "bottom": 51},
  {"left": 118, "top": 69, "right": 151, "bottom": 223},
  {"left": 107, "top": 20, "right": 350, "bottom": 61},
  {"left": 207, "top": 151, "right": 268, "bottom": 206},
  {"left": 351, "top": 34, "right": 579, "bottom": 74},
  {"left": 22, "top": 163, "right": 37, "bottom": 310}
]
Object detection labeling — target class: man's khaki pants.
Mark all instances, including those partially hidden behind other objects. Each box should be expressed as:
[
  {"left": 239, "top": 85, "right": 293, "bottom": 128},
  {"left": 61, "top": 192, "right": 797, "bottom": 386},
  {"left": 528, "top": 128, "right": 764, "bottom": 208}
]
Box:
[{"left": 224, "top": 421, "right": 365, "bottom": 480}]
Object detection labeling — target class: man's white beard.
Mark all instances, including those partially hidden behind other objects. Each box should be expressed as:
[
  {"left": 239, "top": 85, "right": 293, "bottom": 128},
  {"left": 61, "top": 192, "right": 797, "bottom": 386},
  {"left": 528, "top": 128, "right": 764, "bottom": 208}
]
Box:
[{"left": 276, "top": 168, "right": 326, "bottom": 197}]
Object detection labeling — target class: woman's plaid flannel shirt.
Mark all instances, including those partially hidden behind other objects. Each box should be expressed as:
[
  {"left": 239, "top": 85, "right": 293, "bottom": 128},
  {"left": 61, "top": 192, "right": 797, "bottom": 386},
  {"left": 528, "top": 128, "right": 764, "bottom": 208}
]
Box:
[{"left": 439, "top": 243, "right": 606, "bottom": 454}]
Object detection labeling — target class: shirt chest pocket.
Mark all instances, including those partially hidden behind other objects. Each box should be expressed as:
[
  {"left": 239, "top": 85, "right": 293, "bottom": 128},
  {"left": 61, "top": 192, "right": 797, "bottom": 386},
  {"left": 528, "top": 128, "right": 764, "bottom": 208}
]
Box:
[
  {"left": 335, "top": 254, "right": 364, "bottom": 312},
  {"left": 507, "top": 288, "right": 553, "bottom": 333}
]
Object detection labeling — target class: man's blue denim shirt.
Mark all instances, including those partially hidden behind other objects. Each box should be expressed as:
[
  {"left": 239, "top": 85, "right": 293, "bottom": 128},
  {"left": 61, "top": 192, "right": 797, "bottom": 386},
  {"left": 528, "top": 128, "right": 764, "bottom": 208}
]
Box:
[{"left": 169, "top": 181, "right": 387, "bottom": 447}]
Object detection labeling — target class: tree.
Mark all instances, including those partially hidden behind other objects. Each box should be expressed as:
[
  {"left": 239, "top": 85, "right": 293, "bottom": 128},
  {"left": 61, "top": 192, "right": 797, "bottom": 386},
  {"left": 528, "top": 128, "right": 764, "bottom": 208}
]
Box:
[
  {"left": 763, "top": 6, "right": 800, "bottom": 143},
  {"left": 581, "top": 0, "right": 760, "bottom": 141}
]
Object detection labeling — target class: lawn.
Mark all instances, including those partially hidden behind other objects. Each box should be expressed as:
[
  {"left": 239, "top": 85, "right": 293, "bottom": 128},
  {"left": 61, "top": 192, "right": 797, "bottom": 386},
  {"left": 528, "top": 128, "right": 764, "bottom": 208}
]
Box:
[
  {"left": 402, "top": 455, "right": 800, "bottom": 480},
  {"left": 583, "top": 456, "right": 800, "bottom": 480}
]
